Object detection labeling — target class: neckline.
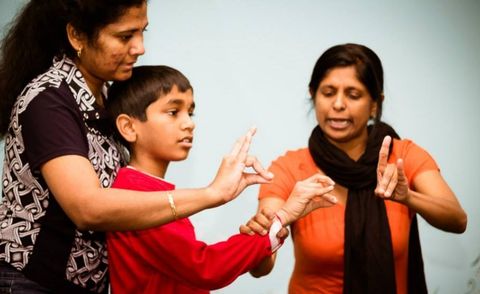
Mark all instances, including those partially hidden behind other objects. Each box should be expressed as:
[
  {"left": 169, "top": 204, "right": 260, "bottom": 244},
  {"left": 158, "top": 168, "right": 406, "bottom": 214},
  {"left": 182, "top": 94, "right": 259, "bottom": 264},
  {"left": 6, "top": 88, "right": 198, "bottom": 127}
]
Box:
[{"left": 125, "top": 165, "right": 174, "bottom": 185}]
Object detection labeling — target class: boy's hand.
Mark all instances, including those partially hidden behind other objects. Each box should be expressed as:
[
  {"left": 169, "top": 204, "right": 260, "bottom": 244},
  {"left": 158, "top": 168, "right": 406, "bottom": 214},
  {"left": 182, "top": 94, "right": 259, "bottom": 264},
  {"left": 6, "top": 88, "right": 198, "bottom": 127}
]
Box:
[
  {"left": 276, "top": 174, "right": 336, "bottom": 226},
  {"left": 240, "top": 207, "right": 276, "bottom": 236},
  {"left": 207, "top": 127, "right": 273, "bottom": 206},
  {"left": 240, "top": 207, "right": 289, "bottom": 244}
]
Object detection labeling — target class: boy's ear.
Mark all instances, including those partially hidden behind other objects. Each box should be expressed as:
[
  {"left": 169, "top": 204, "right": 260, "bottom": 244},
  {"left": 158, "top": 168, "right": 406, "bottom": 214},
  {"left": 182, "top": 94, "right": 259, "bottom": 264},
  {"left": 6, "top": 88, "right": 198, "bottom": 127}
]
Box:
[{"left": 116, "top": 114, "right": 137, "bottom": 143}]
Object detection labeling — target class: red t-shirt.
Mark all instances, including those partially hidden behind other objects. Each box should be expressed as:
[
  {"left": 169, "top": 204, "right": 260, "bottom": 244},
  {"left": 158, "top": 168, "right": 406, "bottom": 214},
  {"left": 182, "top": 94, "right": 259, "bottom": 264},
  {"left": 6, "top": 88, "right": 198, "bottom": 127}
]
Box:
[
  {"left": 107, "top": 167, "right": 273, "bottom": 294},
  {"left": 259, "top": 139, "right": 439, "bottom": 294}
]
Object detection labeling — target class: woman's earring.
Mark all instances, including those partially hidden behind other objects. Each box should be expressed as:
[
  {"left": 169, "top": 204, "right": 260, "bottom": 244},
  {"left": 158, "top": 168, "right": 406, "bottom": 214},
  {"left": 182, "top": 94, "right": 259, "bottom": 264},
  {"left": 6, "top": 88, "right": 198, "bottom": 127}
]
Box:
[
  {"left": 77, "top": 48, "right": 82, "bottom": 58},
  {"left": 368, "top": 114, "right": 376, "bottom": 126}
]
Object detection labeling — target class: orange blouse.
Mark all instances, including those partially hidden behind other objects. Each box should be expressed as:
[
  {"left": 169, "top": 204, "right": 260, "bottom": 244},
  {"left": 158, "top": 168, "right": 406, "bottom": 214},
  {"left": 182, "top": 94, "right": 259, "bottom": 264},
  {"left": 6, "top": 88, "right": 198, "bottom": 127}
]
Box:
[{"left": 259, "top": 139, "right": 439, "bottom": 294}]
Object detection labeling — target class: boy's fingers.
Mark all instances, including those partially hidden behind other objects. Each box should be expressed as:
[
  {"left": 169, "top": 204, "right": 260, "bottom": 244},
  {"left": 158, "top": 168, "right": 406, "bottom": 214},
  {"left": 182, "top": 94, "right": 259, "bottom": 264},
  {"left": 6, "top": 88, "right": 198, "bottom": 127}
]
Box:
[
  {"left": 246, "top": 156, "right": 274, "bottom": 180},
  {"left": 239, "top": 225, "right": 255, "bottom": 236},
  {"left": 229, "top": 135, "right": 246, "bottom": 157}
]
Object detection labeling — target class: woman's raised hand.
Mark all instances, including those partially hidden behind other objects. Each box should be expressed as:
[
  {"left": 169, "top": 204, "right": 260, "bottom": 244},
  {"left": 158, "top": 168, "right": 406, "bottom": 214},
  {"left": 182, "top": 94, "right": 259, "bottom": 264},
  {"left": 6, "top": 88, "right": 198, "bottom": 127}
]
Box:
[
  {"left": 375, "top": 136, "right": 409, "bottom": 202},
  {"left": 207, "top": 127, "right": 274, "bottom": 206}
]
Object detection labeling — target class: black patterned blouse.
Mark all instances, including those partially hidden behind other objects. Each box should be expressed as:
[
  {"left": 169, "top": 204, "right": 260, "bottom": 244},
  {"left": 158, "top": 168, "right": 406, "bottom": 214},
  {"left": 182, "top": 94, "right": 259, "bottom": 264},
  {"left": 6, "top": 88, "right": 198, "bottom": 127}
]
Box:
[{"left": 0, "top": 56, "right": 124, "bottom": 293}]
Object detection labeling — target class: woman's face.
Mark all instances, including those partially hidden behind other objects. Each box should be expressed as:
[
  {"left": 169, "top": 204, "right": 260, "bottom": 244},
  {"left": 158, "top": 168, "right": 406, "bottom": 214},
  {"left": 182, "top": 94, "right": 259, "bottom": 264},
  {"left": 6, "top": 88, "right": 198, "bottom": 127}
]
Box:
[
  {"left": 313, "top": 66, "right": 377, "bottom": 149},
  {"left": 76, "top": 2, "right": 148, "bottom": 88}
]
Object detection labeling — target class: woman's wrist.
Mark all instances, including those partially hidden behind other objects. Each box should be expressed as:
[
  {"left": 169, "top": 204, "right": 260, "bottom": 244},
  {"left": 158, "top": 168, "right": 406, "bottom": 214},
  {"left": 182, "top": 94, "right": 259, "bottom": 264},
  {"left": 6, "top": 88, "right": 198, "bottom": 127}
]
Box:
[{"left": 275, "top": 209, "right": 289, "bottom": 226}]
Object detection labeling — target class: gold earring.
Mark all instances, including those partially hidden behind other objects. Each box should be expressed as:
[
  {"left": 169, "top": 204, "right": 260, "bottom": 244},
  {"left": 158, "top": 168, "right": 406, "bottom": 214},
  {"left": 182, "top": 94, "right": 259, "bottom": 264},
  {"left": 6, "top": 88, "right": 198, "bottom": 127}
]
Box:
[{"left": 77, "top": 48, "right": 82, "bottom": 58}]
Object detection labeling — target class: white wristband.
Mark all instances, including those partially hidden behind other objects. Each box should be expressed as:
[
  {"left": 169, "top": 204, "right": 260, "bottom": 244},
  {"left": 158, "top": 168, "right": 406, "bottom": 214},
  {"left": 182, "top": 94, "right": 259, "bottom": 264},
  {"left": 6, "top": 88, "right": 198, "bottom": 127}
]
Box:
[{"left": 268, "top": 217, "right": 283, "bottom": 252}]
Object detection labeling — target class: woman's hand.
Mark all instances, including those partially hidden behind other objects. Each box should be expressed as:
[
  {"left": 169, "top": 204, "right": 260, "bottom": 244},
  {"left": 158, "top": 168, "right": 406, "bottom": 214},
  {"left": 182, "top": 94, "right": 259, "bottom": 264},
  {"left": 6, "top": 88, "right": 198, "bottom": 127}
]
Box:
[
  {"left": 276, "top": 173, "right": 336, "bottom": 225},
  {"left": 375, "top": 136, "right": 409, "bottom": 203},
  {"left": 241, "top": 174, "right": 336, "bottom": 233},
  {"left": 207, "top": 127, "right": 274, "bottom": 206},
  {"left": 375, "top": 136, "right": 467, "bottom": 233}
]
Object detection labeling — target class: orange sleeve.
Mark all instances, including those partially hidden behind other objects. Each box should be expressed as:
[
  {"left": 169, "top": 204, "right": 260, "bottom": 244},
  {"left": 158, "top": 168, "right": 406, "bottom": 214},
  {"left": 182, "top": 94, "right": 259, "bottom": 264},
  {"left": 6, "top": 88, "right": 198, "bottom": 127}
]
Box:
[
  {"left": 259, "top": 149, "right": 313, "bottom": 201},
  {"left": 391, "top": 139, "right": 439, "bottom": 187},
  {"left": 259, "top": 153, "right": 295, "bottom": 201}
]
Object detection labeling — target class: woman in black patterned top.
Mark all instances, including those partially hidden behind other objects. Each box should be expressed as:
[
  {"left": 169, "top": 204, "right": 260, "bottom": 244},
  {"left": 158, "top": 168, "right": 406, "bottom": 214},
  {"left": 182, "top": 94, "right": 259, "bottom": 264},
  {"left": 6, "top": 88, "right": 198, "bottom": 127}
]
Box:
[{"left": 0, "top": 1, "right": 273, "bottom": 293}]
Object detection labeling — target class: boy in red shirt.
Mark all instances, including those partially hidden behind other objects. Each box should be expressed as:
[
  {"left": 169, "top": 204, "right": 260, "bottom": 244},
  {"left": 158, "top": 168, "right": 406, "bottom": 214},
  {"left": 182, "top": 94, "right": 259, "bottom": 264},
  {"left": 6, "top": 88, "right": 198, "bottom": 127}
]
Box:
[{"left": 105, "top": 65, "right": 336, "bottom": 293}]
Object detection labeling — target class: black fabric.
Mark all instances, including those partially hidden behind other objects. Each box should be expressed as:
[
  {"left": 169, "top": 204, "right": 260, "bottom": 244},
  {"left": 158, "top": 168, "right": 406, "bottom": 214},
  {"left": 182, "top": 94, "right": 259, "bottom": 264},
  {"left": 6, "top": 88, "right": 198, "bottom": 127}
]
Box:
[
  {"left": 21, "top": 81, "right": 89, "bottom": 172},
  {"left": 408, "top": 216, "right": 428, "bottom": 294},
  {"left": 1, "top": 57, "right": 119, "bottom": 293},
  {"left": 23, "top": 198, "right": 104, "bottom": 294},
  {"left": 308, "top": 122, "right": 427, "bottom": 294}
]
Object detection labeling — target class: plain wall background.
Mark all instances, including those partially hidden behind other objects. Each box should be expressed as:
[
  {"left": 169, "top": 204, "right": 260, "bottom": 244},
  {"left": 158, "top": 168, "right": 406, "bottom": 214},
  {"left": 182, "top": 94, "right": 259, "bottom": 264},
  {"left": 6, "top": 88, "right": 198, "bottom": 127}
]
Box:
[{"left": 1, "top": 1, "right": 479, "bottom": 293}]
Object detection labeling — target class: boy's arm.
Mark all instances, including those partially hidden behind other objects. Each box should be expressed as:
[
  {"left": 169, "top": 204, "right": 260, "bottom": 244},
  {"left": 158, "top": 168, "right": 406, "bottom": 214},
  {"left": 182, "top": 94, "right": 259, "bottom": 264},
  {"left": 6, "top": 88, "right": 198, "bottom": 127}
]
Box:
[
  {"left": 108, "top": 222, "right": 277, "bottom": 291},
  {"left": 41, "top": 128, "right": 273, "bottom": 231}
]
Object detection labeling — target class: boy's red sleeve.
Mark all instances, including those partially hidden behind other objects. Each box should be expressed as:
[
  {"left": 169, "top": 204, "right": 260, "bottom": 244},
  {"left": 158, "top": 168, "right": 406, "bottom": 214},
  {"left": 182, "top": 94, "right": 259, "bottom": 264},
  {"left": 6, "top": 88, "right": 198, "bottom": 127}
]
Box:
[{"left": 108, "top": 220, "right": 272, "bottom": 290}]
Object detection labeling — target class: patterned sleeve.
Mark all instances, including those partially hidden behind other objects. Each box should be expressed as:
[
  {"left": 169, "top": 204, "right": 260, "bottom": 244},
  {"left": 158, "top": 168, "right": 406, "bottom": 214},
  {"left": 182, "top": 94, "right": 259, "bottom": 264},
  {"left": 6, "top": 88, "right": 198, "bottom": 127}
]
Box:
[{"left": 20, "top": 83, "right": 89, "bottom": 172}]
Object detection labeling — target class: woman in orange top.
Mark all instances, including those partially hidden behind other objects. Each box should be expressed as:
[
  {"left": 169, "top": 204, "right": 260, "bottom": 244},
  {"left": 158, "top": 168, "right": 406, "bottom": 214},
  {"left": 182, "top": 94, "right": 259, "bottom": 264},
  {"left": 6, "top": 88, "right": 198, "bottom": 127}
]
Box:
[{"left": 242, "top": 43, "right": 467, "bottom": 294}]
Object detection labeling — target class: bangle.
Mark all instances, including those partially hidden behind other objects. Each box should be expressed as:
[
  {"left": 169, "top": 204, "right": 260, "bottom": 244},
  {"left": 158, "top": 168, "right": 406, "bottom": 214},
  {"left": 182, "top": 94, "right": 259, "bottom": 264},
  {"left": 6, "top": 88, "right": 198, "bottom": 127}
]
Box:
[{"left": 167, "top": 192, "right": 178, "bottom": 220}]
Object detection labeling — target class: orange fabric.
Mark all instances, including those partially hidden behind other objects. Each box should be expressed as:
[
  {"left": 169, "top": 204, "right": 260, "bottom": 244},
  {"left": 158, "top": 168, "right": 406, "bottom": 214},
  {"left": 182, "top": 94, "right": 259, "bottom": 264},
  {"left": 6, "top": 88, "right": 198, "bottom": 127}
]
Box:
[{"left": 259, "top": 139, "right": 438, "bottom": 294}]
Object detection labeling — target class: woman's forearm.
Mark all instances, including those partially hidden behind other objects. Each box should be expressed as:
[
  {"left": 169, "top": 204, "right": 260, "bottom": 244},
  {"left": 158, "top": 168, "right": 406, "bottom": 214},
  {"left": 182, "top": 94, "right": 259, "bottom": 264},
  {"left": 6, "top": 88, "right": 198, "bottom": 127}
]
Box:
[
  {"left": 403, "top": 189, "right": 467, "bottom": 233},
  {"left": 75, "top": 187, "right": 219, "bottom": 231}
]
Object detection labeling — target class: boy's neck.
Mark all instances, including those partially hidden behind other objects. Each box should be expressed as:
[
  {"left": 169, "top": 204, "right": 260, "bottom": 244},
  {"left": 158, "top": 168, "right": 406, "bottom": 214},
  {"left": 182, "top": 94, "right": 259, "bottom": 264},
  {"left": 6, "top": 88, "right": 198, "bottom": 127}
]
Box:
[{"left": 128, "top": 157, "right": 169, "bottom": 179}]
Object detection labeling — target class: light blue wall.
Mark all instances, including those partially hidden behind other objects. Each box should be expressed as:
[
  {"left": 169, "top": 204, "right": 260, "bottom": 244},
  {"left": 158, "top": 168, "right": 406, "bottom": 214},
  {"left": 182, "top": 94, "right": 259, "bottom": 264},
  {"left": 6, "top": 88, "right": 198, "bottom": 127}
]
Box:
[{"left": 1, "top": 1, "right": 479, "bottom": 293}]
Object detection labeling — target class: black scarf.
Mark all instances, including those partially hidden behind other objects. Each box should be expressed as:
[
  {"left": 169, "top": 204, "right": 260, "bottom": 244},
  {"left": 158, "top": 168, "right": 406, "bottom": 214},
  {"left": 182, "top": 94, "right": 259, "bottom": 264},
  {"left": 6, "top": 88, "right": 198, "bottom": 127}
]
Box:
[{"left": 308, "top": 122, "right": 427, "bottom": 294}]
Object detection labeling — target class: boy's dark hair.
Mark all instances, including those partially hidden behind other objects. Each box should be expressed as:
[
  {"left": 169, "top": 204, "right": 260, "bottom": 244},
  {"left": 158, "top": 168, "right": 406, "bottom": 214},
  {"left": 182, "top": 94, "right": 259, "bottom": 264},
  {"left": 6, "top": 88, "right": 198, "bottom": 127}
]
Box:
[{"left": 106, "top": 65, "right": 193, "bottom": 147}]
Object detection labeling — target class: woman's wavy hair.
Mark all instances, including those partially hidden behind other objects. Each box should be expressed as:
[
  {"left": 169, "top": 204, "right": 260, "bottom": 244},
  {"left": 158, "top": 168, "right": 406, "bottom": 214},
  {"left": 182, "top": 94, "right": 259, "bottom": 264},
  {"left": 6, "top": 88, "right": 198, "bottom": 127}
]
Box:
[{"left": 0, "top": 0, "right": 146, "bottom": 138}]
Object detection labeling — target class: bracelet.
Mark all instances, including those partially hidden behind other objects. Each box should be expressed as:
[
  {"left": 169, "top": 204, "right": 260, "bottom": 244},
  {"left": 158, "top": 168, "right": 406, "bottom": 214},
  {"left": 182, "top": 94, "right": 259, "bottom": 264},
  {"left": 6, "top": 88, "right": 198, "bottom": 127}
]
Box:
[{"left": 167, "top": 192, "right": 178, "bottom": 220}]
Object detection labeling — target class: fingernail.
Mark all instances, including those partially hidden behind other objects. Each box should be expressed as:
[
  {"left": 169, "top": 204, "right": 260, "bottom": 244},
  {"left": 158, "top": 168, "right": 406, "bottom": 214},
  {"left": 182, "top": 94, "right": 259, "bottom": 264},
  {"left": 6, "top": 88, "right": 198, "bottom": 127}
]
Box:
[
  {"left": 262, "top": 229, "right": 267, "bottom": 235},
  {"left": 268, "top": 172, "right": 274, "bottom": 178}
]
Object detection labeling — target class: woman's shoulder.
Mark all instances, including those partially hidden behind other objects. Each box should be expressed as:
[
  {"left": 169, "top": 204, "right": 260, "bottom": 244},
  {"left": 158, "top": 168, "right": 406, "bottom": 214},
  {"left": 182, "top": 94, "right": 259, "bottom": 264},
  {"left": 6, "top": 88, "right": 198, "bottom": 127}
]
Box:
[
  {"left": 269, "top": 147, "right": 317, "bottom": 174},
  {"left": 391, "top": 138, "right": 430, "bottom": 159},
  {"left": 391, "top": 138, "right": 439, "bottom": 181},
  {"left": 279, "top": 147, "right": 310, "bottom": 158},
  {"left": 18, "top": 64, "right": 73, "bottom": 113},
  {"left": 273, "top": 147, "right": 311, "bottom": 163}
]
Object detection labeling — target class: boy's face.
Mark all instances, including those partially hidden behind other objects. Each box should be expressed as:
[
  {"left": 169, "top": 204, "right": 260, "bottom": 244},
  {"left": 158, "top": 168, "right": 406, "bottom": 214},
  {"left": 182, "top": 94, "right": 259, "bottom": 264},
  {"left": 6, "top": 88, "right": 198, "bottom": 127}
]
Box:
[{"left": 131, "top": 85, "right": 195, "bottom": 173}]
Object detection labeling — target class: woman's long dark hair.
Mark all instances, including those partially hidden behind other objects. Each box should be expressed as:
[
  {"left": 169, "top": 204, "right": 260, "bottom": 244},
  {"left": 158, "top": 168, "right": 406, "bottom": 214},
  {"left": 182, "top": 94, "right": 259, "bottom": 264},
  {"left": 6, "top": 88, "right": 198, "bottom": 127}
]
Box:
[{"left": 0, "top": 0, "right": 146, "bottom": 138}]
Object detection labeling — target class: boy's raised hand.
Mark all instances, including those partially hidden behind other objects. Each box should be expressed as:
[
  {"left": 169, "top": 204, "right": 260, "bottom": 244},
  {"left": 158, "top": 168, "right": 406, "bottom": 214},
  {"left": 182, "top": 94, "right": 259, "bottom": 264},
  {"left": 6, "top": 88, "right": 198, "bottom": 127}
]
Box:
[{"left": 207, "top": 127, "right": 274, "bottom": 205}]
